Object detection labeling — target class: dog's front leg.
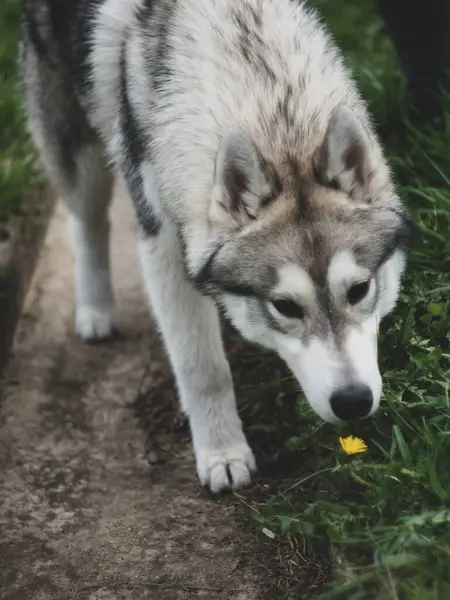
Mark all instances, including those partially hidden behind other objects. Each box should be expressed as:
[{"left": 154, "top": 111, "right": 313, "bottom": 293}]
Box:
[{"left": 137, "top": 220, "right": 256, "bottom": 493}]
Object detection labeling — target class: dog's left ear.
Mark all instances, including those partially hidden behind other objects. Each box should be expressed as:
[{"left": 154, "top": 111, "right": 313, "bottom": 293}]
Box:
[
  {"left": 316, "top": 105, "right": 382, "bottom": 198},
  {"left": 211, "top": 129, "right": 278, "bottom": 229}
]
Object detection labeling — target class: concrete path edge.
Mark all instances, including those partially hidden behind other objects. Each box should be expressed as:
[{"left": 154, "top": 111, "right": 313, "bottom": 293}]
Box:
[{"left": 0, "top": 185, "right": 56, "bottom": 374}]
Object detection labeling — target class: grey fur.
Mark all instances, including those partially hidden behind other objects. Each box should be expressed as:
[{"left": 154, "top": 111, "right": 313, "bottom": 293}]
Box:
[{"left": 20, "top": 0, "right": 412, "bottom": 491}]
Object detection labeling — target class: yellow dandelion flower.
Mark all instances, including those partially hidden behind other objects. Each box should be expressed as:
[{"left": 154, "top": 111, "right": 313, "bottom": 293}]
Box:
[{"left": 339, "top": 435, "right": 368, "bottom": 455}]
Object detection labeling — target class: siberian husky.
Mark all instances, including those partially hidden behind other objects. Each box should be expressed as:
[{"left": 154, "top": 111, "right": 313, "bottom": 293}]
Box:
[{"left": 20, "top": 0, "right": 412, "bottom": 492}]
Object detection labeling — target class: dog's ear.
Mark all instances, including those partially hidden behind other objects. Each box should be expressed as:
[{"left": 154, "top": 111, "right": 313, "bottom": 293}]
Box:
[
  {"left": 211, "top": 129, "right": 278, "bottom": 228},
  {"left": 316, "top": 105, "right": 381, "bottom": 198}
]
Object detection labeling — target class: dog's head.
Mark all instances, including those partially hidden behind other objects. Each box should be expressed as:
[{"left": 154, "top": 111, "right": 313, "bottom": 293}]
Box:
[{"left": 192, "top": 105, "right": 412, "bottom": 423}]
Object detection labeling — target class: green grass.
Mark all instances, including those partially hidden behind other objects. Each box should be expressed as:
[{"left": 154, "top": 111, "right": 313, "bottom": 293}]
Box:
[
  {"left": 247, "top": 1, "right": 450, "bottom": 598},
  {"left": 0, "top": 0, "right": 40, "bottom": 220}
]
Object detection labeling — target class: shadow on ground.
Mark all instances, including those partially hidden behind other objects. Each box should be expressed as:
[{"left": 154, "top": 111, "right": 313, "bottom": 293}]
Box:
[{"left": 0, "top": 193, "right": 330, "bottom": 600}]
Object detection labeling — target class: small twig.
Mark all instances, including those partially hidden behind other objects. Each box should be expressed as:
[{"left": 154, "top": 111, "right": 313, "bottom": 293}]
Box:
[{"left": 233, "top": 490, "right": 261, "bottom": 514}]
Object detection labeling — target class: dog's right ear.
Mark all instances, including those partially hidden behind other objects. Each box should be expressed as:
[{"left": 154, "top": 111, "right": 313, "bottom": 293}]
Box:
[{"left": 210, "top": 129, "right": 278, "bottom": 229}]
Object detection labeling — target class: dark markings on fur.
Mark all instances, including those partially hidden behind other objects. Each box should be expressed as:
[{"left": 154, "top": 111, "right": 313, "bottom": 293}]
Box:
[
  {"left": 348, "top": 209, "right": 412, "bottom": 277},
  {"left": 285, "top": 153, "right": 302, "bottom": 182},
  {"left": 176, "top": 228, "right": 193, "bottom": 281},
  {"left": 312, "top": 160, "right": 333, "bottom": 191},
  {"left": 20, "top": 20, "right": 98, "bottom": 181},
  {"left": 248, "top": 4, "right": 263, "bottom": 28},
  {"left": 21, "top": 0, "right": 104, "bottom": 108},
  {"left": 223, "top": 162, "right": 250, "bottom": 214},
  {"left": 368, "top": 214, "right": 412, "bottom": 269},
  {"left": 300, "top": 206, "right": 412, "bottom": 292},
  {"left": 398, "top": 212, "right": 417, "bottom": 245},
  {"left": 279, "top": 154, "right": 317, "bottom": 219},
  {"left": 21, "top": 3, "right": 54, "bottom": 68},
  {"left": 233, "top": 11, "right": 251, "bottom": 37},
  {"left": 190, "top": 246, "right": 222, "bottom": 295},
  {"left": 275, "top": 84, "right": 295, "bottom": 129},
  {"left": 119, "top": 42, "right": 161, "bottom": 236},
  {"left": 262, "top": 161, "right": 283, "bottom": 205},
  {"left": 306, "top": 234, "right": 330, "bottom": 289},
  {"left": 119, "top": 46, "right": 145, "bottom": 166},
  {"left": 313, "top": 134, "right": 348, "bottom": 193},
  {"left": 136, "top": 0, "right": 156, "bottom": 28},
  {"left": 329, "top": 177, "right": 341, "bottom": 190},
  {"left": 222, "top": 141, "right": 281, "bottom": 217},
  {"left": 215, "top": 280, "right": 257, "bottom": 297},
  {"left": 232, "top": 7, "right": 277, "bottom": 84},
  {"left": 142, "top": 0, "right": 177, "bottom": 93},
  {"left": 318, "top": 287, "right": 346, "bottom": 345},
  {"left": 191, "top": 245, "right": 261, "bottom": 298}
]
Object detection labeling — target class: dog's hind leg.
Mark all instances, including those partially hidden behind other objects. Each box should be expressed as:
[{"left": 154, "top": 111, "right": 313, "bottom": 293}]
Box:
[
  {"left": 64, "top": 145, "right": 115, "bottom": 342},
  {"left": 20, "top": 42, "right": 115, "bottom": 341}
]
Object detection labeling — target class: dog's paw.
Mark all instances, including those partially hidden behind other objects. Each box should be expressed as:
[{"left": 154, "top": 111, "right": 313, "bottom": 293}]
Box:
[
  {"left": 196, "top": 443, "right": 257, "bottom": 494},
  {"left": 76, "top": 305, "right": 115, "bottom": 342}
]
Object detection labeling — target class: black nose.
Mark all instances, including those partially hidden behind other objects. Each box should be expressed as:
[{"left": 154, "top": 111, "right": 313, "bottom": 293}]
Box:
[{"left": 330, "top": 384, "right": 373, "bottom": 421}]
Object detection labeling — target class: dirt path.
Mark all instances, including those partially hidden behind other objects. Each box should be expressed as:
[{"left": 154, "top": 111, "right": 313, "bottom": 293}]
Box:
[{"left": 0, "top": 186, "right": 282, "bottom": 600}]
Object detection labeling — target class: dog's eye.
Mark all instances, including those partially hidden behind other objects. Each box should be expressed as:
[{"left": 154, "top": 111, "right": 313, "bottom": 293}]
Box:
[
  {"left": 347, "top": 281, "right": 370, "bottom": 305},
  {"left": 271, "top": 299, "right": 305, "bottom": 319}
]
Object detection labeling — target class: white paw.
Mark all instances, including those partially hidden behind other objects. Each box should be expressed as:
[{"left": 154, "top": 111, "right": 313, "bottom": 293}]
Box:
[
  {"left": 76, "top": 305, "right": 115, "bottom": 341},
  {"left": 196, "top": 443, "right": 257, "bottom": 494}
]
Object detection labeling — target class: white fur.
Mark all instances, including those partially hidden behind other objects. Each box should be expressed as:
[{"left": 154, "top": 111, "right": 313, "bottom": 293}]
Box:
[
  {"left": 137, "top": 175, "right": 255, "bottom": 493},
  {"left": 273, "top": 264, "right": 316, "bottom": 307},
  {"left": 275, "top": 334, "right": 346, "bottom": 423},
  {"left": 344, "top": 316, "right": 382, "bottom": 414},
  {"left": 327, "top": 251, "right": 371, "bottom": 298},
  {"left": 64, "top": 148, "right": 115, "bottom": 341},
  {"left": 90, "top": 0, "right": 144, "bottom": 149},
  {"left": 140, "top": 161, "right": 165, "bottom": 219},
  {"left": 271, "top": 315, "right": 381, "bottom": 423},
  {"left": 378, "top": 249, "right": 406, "bottom": 318}
]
